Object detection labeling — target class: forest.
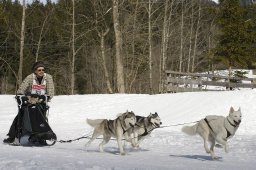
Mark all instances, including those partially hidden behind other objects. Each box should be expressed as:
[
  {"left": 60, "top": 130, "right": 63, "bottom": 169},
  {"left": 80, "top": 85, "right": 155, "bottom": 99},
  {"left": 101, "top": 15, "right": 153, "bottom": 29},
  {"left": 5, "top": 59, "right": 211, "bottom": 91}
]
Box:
[{"left": 0, "top": 0, "right": 255, "bottom": 95}]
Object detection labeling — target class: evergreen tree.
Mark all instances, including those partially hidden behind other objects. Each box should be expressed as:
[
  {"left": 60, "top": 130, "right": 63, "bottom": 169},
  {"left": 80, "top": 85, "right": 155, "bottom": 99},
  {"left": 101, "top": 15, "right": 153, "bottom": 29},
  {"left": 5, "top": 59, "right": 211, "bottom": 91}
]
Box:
[
  {"left": 244, "top": 3, "right": 256, "bottom": 68},
  {"left": 215, "top": 1, "right": 248, "bottom": 68},
  {"left": 214, "top": 0, "right": 253, "bottom": 73}
]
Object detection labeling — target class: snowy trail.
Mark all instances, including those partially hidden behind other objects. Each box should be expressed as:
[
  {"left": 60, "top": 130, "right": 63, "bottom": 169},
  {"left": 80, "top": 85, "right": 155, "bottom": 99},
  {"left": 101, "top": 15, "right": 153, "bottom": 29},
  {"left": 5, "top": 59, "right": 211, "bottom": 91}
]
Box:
[{"left": 0, "top": 90, "right": 256, "bottom": 170}]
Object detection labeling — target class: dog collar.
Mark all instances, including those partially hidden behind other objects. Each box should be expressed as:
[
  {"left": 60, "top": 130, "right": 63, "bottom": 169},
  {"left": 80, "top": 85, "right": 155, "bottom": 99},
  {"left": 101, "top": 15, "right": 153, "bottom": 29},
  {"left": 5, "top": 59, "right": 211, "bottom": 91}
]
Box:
[{"left": 227, "top": 117, "right": 237, "bottom": 128}]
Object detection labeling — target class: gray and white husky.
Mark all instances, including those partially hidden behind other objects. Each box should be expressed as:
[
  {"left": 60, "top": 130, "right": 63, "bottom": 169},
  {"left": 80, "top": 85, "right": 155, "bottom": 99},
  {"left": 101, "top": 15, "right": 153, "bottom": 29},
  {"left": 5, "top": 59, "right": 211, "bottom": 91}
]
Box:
[
  {"left": 182, "top": 107, "right": 242, "bottom": 160},
  {"left": 125, "top": 112, "right": 162, "bottom": 148},
  {"left": 85, "top": 111, "right": 136, "bottom": 155}
]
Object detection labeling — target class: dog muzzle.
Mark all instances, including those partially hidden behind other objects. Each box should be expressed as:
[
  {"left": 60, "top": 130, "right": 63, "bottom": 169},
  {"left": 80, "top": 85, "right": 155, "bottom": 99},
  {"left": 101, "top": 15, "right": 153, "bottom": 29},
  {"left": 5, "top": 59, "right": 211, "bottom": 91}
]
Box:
[
  {"left": 129, "top": 123, "right": 135, "bottom": 127},
  {"left": 234, "top": 120, "right": 241, "bottom": 126},
  {"left": 153, "top": 122, "right": 162, "bottom": 128}
]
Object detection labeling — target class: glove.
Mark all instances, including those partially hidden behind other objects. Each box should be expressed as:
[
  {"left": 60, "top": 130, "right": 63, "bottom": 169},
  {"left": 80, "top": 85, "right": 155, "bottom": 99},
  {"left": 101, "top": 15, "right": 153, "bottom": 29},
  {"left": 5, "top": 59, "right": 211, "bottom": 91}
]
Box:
[
  {"left": 28, "top": 96, "right": 41, "bottom": 104},
  {"left": 30, "top": 94, "right": 40, "bottom": 98},
  {"left": 16, "top": 95, "right": 29, "bottom": 106},
  {"left": 27, "top": 94, "right": 45, "bottom": 104}
]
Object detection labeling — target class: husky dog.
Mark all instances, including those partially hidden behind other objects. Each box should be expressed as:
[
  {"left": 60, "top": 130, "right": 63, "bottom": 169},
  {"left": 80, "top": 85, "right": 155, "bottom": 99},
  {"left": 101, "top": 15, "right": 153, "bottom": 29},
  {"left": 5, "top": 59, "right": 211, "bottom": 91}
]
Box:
[
  {"left": 182, "top": 107, "right": 242, "bottom": 160},
  {"left": 85, "top": 111, "right": 136, "bottom": 155},
  {"left": 125, "top": 112, "right": 162, "bottom": 148}
]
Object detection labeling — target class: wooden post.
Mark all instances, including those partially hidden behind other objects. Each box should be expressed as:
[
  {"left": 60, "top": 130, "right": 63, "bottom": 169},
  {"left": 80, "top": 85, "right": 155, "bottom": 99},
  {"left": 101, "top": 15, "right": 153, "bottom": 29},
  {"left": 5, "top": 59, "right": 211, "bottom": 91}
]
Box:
[
  {"left": 252, "top": 69, "right": 256, "bottom": 85},
  {"left": 198, "top": 77, "right": 202, "bottom": 91}
]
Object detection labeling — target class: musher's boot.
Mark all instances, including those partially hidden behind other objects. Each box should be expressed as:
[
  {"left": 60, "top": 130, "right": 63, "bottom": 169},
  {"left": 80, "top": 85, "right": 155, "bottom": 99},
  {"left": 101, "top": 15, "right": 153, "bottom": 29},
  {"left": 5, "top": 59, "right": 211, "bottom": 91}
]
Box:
[{"left": 3, "top": 137, "right": 15, "bottom": 144}]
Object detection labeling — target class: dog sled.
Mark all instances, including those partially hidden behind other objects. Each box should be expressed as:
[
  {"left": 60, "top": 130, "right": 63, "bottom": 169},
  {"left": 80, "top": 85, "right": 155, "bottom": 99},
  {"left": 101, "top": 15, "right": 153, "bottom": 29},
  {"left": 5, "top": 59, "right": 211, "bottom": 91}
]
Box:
[{"left": 11, "top": 95, "right": 57, "bottom": 146}]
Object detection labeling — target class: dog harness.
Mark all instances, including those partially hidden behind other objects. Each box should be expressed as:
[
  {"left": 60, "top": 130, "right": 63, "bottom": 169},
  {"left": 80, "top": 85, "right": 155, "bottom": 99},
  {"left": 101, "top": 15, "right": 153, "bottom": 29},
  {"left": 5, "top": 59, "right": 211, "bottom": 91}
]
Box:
[
  {"left": 139, "top": 125, "right": 149, "bottom": 137},
  {"left": 107, "top": 118, "right": 127, "bottom": 135},
  {"left": 204, "top": 118, "right": 234, "bottom": 139},
  {"left": 135, "top": 121, "right": 155, "bottom": 137}
]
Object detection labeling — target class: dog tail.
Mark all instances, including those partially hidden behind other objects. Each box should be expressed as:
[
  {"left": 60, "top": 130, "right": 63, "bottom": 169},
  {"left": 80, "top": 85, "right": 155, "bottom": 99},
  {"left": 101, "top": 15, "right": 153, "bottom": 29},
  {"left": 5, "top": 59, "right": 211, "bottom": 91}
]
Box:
[
  {"left": 86, "top": 118, "right": 105, "bottom": 127},
  {"left": 182, "top": 123, "right": 198, "bottom": 136}
]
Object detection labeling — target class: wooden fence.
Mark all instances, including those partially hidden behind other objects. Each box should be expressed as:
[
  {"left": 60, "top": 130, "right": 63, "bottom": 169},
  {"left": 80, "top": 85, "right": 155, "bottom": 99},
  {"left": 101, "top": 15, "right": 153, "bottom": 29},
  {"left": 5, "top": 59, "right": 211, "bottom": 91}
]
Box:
[{"left": 165, "top": 70, "right": 256, "bottom": 93}]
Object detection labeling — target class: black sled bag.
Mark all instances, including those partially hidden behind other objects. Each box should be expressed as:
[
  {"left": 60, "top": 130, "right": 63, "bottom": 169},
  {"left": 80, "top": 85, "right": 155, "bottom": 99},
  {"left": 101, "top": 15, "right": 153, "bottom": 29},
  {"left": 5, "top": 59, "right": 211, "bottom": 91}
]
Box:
[{"left": 17, "top": 99, "right": 57, "bottom": 146}]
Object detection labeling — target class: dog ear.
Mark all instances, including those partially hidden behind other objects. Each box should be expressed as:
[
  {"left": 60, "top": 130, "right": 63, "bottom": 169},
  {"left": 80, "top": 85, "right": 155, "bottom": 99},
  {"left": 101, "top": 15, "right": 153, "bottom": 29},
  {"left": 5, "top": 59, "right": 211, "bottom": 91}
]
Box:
[
  {"left": 155, "top": 112, "right": 158, "bottom": 116},
  {"left": 229, "top": 106, "right": 234, "bottom": 113},
  {"left": 238, "top": 107, "right": 241, "bottom": 112}
]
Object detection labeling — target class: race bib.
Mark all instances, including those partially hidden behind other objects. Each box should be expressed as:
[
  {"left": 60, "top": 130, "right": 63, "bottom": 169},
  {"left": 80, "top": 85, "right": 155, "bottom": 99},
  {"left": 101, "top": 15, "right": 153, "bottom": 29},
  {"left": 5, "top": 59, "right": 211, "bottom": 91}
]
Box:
[
  {"left": 31, "top": 73, "right": 47, "bottom": 95},
  {"left": 31, "top": 84, "right": 46, "bottom": 95}
]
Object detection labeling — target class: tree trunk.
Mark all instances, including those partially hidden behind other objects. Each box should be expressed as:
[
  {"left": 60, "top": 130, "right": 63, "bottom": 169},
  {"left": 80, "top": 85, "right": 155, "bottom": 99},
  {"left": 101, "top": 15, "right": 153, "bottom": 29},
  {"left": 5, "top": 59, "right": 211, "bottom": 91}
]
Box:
[
  {"left": 228, "top": 64, "right": 232, "bottom": 90},
  {"left": 36, "top": 10, "right": 51, "bottom": 62},
  {"left": 99, "top": 29, "right": 113, "bottom": 93},
  {"left": 128, "top": 0, "right": 139, "bottom": 93},
  {"left": 17, "top": 0, "right": 26, "bottom": 89},
  {"left": 179, "top": 0, "right": 184, "bottom": 72},
  {"left": 71, "top": 0, "right": 75, "bottom": 95},
  {"left": 192, "top": 0, "right": 201, "bottom": 73},
  {"left": 187, "top": 0, "right": 194, "bottom": 73},
  {"left": 148, "top": 0, "right": 153, "bottom": 94},
  {"left": 113, "top": 0, "right": 125, "bottom": 93},
  {"left": 159, "top": 0, "right": 168, "bottom": 93}
]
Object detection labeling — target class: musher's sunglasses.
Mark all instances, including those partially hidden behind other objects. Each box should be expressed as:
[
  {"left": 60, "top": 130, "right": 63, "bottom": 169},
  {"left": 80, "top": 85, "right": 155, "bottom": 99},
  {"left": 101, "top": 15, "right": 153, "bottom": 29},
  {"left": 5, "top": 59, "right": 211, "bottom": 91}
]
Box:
[{"left": 37, "top": 69, "right": 45, "bottom": 72}]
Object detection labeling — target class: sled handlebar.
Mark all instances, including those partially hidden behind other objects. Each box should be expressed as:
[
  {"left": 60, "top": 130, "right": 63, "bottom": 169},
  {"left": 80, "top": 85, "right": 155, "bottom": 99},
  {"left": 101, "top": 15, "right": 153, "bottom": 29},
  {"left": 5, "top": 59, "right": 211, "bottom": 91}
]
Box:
[{"left": 16, "top": 95, "right": 50, "bottom": 107}]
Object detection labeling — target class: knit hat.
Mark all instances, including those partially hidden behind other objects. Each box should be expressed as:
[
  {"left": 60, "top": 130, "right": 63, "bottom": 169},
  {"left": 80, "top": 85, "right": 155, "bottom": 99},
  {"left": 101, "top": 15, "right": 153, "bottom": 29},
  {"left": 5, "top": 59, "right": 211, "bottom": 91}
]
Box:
[{"left": 32, "top": 61, "right": 45, "bottom": 71}]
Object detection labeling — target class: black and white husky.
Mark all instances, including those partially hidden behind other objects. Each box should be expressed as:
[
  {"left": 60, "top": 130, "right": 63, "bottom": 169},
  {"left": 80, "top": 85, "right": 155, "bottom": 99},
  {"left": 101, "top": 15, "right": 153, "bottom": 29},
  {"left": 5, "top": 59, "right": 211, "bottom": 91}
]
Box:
[
  {"left": 125, "top": 112, "right": 162, "bottom": 148},
  {"left": 182, "top": 107, "right": 242, "bottom": 160},
  {"left": 85, "top": 111, "right": 136, "bottom": 155}
]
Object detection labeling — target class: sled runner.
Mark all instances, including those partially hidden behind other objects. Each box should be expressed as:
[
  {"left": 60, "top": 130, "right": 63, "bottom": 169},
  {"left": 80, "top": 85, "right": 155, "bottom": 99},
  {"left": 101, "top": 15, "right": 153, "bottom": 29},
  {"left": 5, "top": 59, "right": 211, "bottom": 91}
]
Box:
[{"left": 14, "top": 95, "right": 57, "bottom": 146}]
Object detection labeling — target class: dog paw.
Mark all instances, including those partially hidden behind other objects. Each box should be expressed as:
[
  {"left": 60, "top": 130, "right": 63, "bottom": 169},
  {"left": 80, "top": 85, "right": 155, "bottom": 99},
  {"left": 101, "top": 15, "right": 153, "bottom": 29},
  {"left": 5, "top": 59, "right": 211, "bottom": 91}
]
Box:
[
  {"left": 224, "top": 145, "right": 229, "bottom": 153},
  {"left": 132, "top": 143, "right": 140, "bottom": 148},
  {"left": 212, "top": 156, "right": 220, "bottom": 160},
  {"left": 215, "top": 144, "right": 223, "bottom": 148},
  {"left": 205, "top": 149, "right": 211, "bottom": 153},
  {"left": 133, "top": 146, "right": 140, "bottom": 150},
  {"left": 225, "top": 149, "right": 229, "bottom": 153},
  {"left": 120, "top": 152, "right": 126, "bottom": 156}
]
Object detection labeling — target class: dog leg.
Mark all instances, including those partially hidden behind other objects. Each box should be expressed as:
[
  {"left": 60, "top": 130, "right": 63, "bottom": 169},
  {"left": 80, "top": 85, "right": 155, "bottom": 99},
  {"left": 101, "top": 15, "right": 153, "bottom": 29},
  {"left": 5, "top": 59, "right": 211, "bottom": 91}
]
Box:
[
  {"left": 225, "top": 143, "right": 229, "bottom": 153},
  {"left": 199, "top": 131, "right": 211, "bottom": 153},
  {"left": 216, "top": 135, "right": 228, "bottom": 153},
  {"left": 203, "top": 138, "right": 211, "bottom": 153},
  {"left": 85, "top": 131, "right": 99, "bottom": 147},
  {"left": 116, "top": 134, "right": 125, "bottom": 155},
  {"left": 123, "top": 132, "right": 130, "bottom": 148},
  {"left": 99, "top": 135, "right": 111, "bottom": 153},
  {"left": 197, "top": 123, "right": 212, "bottom": 154},
  {"left": 210, "top": 138, "right": 215, "bottom": 152},
  {"left": 208, "top": 136, "right": 219, "bottom": 160},
  {"left": 130, "top": 133, "right": 137, "bottom": 148},
  {"left": 131, "top": 132, "right": 139, "bottom": 148}
]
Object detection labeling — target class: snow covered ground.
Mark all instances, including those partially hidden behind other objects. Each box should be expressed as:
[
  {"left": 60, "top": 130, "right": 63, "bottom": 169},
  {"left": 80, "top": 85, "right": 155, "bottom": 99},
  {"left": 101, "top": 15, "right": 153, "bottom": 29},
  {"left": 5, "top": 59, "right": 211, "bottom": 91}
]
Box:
[{"left": 1, "top": 90, "right": 256, "bottom": 170}]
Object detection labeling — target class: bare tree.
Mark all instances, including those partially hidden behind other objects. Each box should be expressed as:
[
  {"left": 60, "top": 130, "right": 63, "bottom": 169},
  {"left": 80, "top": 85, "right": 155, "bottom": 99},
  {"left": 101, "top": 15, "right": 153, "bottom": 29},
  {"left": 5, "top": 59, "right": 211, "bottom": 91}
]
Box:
[
  {"left": 159, "top": 0, "right": 174, "bottom": 93},
  {"left": 35, "top": 9, "right": 53, "bottom": 62},
  {"left": 98, "top": 28, "right": 113, "bottom": 93},
  {"left": 127, "top": 0, "right": 140, "bottom": 93},
  {"left": 0, "top": 57, "right": 18, "bottom": 94},
  {"left": 148, "top": 0, "right": 153, "bottom": 94},
  {"left": 191, "top": 0, "right": 201, "bottom": 73},
  {"left": 17, "top": 0, "right": 26, "bottom": 88},
  {"left": 179, "top": 0, "right": 184, "bottom": 72},
  {"left": 113, "top": 0, "right": 125, "bottom": 93},
  {"left": 71, "top": 0, "right": 76, "bottom": 95},
  {"left": 187, "top": 0, "right": 194, "bottom": 72},
  {"left": 93, "top": 1, "right": 113, "bottom": 93}
]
